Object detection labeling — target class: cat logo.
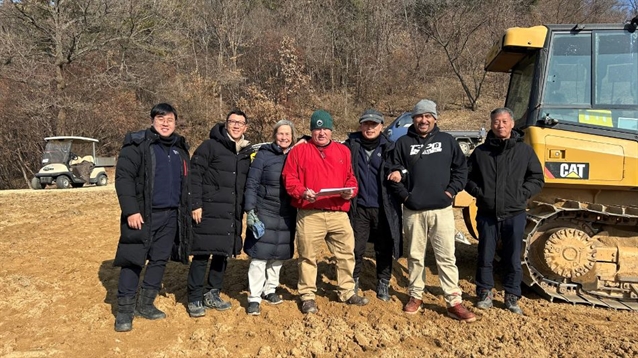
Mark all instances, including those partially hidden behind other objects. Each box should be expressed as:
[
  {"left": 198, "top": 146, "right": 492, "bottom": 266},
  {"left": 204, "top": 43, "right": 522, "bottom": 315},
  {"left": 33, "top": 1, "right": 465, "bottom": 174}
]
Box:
[{"left": 544, "top": 162, "right": 589, "bottom": 180}]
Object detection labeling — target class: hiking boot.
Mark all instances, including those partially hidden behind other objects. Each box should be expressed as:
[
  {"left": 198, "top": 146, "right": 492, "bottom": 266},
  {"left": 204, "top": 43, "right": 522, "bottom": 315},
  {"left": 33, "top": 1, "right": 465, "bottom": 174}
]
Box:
[
  {"left": 301, "top": 299, "right": 318, "bottom": 314},
  {"left": 403, "top": 297, "right": 423, "bottom": 314},
  {"left": 447, "top": 303, "right": 477, "bottom": 322},
  {"left": 354, "top": 277, "right": 360, "bottom": 295},
  {"left": 134, "top": 288, "right": 166, "bottom": 320},
  {"left": 203, "top": 289, "right": 232, "bottom": 311},
  {"left": 376, "top": 279, "right": 391, "bottom": 302},
  {"left": 114, "top": 296, "right": 135, "bottom": 332},
  {"left": 345, "top": 294, "right": 369, "bottom": 306},
  {"left": 262, "top": 292, "right": 283, "bottom": 305},
  {"left": 246, "top": 302, "right": 261, "bottom": 316},
  {"left": 505, "top": 294, "right": 523, "bottom": 315},
  {"left": 187, "top": 301, "right": 206, "bottom": 318},
  {"left": 476, "top": 289, "right": 494, "bottom": 310}
]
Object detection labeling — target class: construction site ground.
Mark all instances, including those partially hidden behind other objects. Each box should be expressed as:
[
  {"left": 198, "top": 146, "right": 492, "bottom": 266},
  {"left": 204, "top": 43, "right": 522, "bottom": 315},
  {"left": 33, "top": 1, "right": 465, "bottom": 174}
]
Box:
[{"left": 1, "top": 184, "right": 637, "bottom": 357}]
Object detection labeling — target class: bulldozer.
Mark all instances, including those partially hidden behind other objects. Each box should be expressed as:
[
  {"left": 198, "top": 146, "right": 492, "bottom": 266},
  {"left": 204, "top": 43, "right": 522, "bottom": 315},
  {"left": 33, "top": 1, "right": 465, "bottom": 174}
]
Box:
[{"left": 455, "top": 18, "right": 638, "bottom": 310}]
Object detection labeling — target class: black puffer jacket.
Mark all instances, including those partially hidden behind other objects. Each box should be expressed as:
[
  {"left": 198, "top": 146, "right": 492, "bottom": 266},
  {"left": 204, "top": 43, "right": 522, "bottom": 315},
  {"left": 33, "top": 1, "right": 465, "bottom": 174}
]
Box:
[
  {"left": 114, "top": 128, "right": 192, "bottom": 267},
  {"left": 190, "top": 123, "right": 253, "bottom": 256},
  {"left": 344, "top": 132, "right": 403, "bottom": 258},
  {"left": 465, "top": 129, "right": 544, "bottom": 220},
  {"left": 243, "top": 142, "right": 296, "bottom": 260}
]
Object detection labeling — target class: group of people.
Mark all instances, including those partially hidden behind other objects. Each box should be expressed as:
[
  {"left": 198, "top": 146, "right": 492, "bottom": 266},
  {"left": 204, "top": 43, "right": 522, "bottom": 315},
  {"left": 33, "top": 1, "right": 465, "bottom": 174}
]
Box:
[{"left": 111, "top": 100, "right": 544, "bottom": 332}]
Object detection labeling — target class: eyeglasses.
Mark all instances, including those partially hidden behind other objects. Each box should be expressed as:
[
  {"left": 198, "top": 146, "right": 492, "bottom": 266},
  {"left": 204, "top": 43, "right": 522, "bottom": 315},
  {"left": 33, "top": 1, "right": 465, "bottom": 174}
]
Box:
[
  {"left": 154, "top": 117, "right": 175, "bottom": 124},
  {"left": 227, "top": 120, "right": 247, "bottom": 127}
]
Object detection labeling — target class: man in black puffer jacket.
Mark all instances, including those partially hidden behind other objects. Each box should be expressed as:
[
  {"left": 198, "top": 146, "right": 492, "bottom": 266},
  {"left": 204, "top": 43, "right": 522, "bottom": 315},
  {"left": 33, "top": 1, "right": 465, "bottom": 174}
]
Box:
[
  {"left": 186, "top": 109, "right": 254, "bottom": 317},
  {"left": 465, "top": 107, "right": 544, "bottom": 315},
  {"left": 113, "top": 103, "right": 192, "bottom": 332},
  {"left": 344, "top": 109, "right": 402, "bottom": 302}
]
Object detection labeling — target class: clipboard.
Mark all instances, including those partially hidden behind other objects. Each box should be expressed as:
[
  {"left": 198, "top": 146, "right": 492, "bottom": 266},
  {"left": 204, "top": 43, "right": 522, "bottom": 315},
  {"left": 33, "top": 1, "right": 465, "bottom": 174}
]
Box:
[{"left": 315, "top": 187, "right": 356, "bottom": 197}]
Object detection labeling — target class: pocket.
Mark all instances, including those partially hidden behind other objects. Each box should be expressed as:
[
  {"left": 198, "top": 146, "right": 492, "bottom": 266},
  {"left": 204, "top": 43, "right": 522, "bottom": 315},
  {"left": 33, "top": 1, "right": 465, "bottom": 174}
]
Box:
[{"left": 120, "top": 223, "right": 145, "bottom": 244}]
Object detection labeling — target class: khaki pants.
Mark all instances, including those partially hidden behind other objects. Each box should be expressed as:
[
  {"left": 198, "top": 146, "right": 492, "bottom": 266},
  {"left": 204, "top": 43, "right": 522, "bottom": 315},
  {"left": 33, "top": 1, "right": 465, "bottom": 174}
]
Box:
[
  {"left": 403, "top": 205, "right": 462, "bottom": 307},
  {"left": 296, "top": 209, "right": 356, "bottom": 302}
]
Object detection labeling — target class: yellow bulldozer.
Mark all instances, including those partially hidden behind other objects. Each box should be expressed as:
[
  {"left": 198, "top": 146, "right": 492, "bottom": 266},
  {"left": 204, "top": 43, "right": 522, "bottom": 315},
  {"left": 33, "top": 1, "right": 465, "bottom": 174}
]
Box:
[{"left": 456, "top": 18, "right": 638, "bottom": 309}]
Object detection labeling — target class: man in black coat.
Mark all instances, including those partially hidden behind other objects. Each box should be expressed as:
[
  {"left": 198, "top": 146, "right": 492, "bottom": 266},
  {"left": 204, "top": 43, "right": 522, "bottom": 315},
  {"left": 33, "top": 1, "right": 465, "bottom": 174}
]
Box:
[
  {"left": 465, "top": 107, "right": 544, "bottom": 315},
  {"left": 186, "top": 109, "right": 254, "bottom": 317},
  {"left": 113, "top": 103, "right": 192, "bottom": 332},
  {"left": 344, "top": 109, "right": 402, "bottom": 302}
]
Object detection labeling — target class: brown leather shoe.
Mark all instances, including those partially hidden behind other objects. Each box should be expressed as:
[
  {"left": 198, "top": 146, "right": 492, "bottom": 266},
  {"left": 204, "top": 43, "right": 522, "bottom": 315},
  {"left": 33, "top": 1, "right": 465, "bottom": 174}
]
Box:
[
  {"left": 403, "top": 297, "right": 423, "bottom": 314},
  {"left": 447, "top": 303, "right": 477, "bottom": 322}
]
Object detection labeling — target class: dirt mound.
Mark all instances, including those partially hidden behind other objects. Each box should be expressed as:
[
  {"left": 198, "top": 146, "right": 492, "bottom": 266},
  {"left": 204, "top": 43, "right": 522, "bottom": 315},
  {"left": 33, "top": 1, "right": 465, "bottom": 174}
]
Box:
[{"left": 1, "top": 186, "right": 637, "bottom": 357}]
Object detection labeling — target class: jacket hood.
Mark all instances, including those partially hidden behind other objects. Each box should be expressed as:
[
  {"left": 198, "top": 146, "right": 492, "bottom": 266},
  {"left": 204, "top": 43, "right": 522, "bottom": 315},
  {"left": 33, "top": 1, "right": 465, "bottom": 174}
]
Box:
[
  {"left": 346, "top": 131, "right": 391, "bottom": 145},
  {"left": 486, "top": 128, "right": 524, "bottom": 151},
  {"left": 262, "top": 141, "right": 287, "bottom": 155},
  {"left": 406, "top": 123, "right": 440, "bottom": 139},
  {"left": 124, "top": 128, "right": 188, "bottom": 151},
  {"left": 209, "top": 122, "right": 250, "bottom": 152}
]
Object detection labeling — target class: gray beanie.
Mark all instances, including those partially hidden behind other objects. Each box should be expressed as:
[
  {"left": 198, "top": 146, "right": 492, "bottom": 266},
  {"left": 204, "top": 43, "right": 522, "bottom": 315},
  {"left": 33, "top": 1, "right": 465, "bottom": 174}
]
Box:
[
  {"left": 411, "top": 99, "right": 438, "bottom": 120},
  {"left": 359, "top": 109, "right": 384, "bottom": 124}
]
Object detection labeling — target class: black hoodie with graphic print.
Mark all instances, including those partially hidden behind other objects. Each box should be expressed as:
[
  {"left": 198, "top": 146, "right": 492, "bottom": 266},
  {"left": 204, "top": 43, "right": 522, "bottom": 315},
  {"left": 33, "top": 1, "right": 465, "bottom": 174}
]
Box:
[{"left": 389, "top": 124, "right": 467, "bottom": 211}]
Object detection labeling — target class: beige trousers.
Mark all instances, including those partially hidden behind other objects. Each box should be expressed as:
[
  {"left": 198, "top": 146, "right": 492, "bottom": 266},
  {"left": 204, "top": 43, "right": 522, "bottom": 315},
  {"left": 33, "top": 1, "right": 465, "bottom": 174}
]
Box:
[
  {"left": 403, "top": 205, "right": 463, "bottom": 307},
  {"left": 296, "top": 209, "right": 356, "bottom": 302}
]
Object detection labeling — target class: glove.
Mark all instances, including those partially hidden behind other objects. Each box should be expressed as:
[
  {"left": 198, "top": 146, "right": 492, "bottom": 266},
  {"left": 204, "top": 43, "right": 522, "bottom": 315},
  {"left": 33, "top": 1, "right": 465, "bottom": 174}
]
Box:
[
  {"left": 247, "top": 210, "right": 265, "bottom": 239},
  {"left": 247, "top": 209, "right": 257, "bottom": 227}
]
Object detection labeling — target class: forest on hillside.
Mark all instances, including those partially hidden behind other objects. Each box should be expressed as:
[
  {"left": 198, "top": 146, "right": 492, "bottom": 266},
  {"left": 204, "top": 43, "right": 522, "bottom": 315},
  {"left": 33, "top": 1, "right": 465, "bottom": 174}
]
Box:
[{"left": 0, "top": 0, "right": 635, "bottom": 189}]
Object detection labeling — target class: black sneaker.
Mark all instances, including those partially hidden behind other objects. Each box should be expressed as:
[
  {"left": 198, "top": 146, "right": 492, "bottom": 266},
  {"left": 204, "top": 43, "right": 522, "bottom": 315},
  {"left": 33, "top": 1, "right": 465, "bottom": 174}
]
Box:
[
  {"left": 262, "top": 292, "right": 283, "bottom": 305},
  {"left": 505, "top": 294, "right": 523, "bottom": 315},
  {"left": 187, "top": 301, "right": 206, "bottom": 318},
  {"left": 246, "top": 302, "right": 260, "bottom": 316},
  {"left": 346, "top": 294, "right": 369, "bottom": 306},
  {"left": 203, "top": 289, "right": 232, "bottom": 311},
  {"left": 301, "top": 299, "right": 318, "bottom": 314}
]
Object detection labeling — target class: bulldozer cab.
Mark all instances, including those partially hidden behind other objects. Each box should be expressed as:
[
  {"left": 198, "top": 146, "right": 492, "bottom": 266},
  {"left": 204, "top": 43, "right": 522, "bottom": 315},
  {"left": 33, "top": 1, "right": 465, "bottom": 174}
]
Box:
[{"left": 489, "top": 23, "right": 638, "bottom": 139}]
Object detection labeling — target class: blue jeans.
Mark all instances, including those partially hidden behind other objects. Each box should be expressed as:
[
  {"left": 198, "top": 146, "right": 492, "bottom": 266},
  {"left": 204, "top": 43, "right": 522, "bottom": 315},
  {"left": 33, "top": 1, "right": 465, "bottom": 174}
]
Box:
[{"left": 475, "top": 212, "right": 527, "bottom": 297}]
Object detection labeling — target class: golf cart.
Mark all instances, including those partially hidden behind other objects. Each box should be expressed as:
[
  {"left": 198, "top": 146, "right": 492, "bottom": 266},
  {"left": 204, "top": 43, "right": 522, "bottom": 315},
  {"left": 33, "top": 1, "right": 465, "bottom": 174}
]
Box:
[{"left": 31, "top": 136, "right": 116, "bottom": 189}]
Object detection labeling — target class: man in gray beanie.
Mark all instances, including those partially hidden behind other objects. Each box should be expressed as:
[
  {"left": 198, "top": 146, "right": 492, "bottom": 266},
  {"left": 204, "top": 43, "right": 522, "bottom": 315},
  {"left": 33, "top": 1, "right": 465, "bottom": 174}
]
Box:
[{"left": 388, "top": 99, "right": 476, "bottom": 322}]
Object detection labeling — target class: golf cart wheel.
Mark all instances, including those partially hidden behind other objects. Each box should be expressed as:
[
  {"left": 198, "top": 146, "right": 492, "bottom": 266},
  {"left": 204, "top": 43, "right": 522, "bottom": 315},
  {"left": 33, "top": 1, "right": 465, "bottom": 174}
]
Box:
[
  {"left": 96, "top": 174, "right": 108, "bottom": 186},
  {"left": 55, "top": 175, "right": 71, "bottom": 189},
  {"left": 31, "top": 177, "right": 45, "bottom": 190}
]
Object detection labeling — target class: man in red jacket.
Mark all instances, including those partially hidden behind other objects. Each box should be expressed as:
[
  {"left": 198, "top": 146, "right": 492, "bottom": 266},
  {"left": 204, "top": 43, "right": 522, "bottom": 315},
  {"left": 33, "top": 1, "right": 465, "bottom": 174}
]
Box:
[{"left": 282, "top": 109, "right": 369, "bottom": 314}]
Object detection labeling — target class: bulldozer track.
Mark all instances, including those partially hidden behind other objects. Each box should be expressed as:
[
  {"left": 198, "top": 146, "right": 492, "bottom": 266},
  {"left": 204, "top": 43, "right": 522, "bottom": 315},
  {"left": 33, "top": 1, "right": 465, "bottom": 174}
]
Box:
[{"left": 523, "top": 199, "right": 638, "bottom": 310}]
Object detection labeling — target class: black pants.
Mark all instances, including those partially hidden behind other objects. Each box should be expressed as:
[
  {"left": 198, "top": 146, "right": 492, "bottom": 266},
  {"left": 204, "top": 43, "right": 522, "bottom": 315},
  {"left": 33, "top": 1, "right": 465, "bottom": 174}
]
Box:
[
  {"left": 117, "top": 209, "right": 177, "bottom": 298},
  {"left": 186, "top": 254, "right": 228, "bottom": 303},
  {"left": 475, "top": 212, "right": 527, "bottom": 297},
  {"left": 352, "top": 206, "right": 393, "bottom": 281}
]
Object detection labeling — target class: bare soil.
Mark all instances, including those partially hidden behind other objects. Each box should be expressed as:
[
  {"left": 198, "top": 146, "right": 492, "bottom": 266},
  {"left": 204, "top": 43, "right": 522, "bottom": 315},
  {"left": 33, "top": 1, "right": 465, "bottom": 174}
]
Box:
[{"left": 1, "top": 185, "right": 637, "bottom": 357}]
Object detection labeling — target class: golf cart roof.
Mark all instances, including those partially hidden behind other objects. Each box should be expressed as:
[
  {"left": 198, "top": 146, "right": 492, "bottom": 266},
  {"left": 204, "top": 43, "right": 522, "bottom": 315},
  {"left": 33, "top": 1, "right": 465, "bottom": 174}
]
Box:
[{"left": 44, "top": 136, "right": 99, "bottom": 143}]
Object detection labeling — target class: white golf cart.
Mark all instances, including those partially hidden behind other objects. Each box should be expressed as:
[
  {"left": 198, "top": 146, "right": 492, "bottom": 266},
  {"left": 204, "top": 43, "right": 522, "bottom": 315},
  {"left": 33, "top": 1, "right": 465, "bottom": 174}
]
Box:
[{"left": 31, "top": 136, "right": 116, "bottom": 189}]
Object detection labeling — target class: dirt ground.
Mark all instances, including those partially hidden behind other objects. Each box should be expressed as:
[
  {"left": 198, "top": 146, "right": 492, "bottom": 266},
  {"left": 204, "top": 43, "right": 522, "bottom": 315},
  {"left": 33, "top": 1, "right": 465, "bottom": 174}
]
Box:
[{"left": 1, "top": 184, "right": 637, "bottom": 358}]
